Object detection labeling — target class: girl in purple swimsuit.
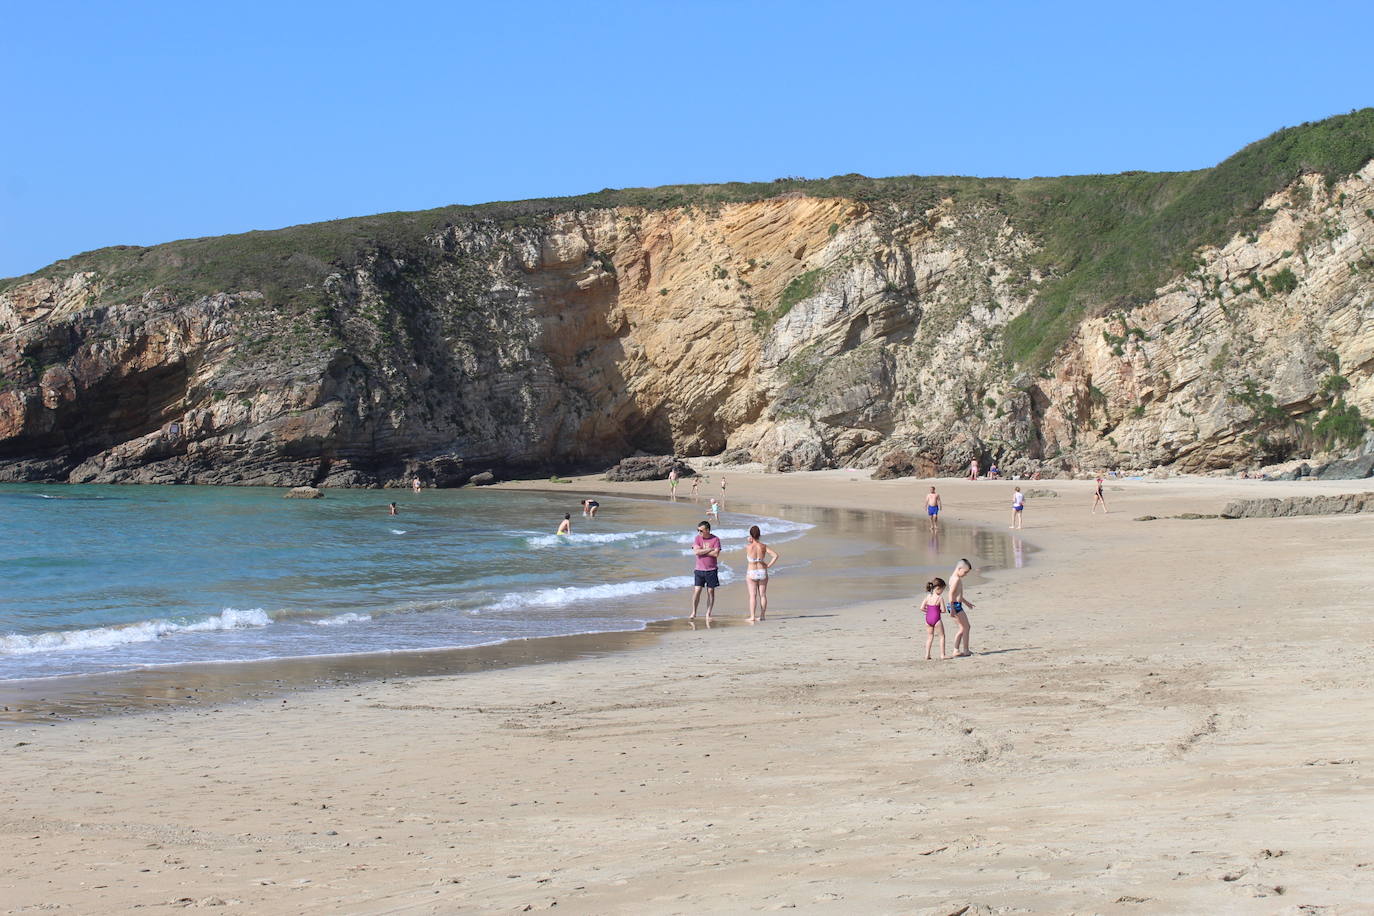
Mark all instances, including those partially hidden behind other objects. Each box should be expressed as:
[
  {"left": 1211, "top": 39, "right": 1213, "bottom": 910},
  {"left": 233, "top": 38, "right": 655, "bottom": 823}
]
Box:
[{"left": 921, "top": 577, "right": 951, "bottom": 661}]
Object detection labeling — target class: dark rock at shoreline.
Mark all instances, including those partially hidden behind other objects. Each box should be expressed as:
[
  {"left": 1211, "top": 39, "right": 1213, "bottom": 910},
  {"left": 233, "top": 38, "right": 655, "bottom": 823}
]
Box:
[
  {"left": 604, "top": 456, "right": 693, "bottom": 482},
  {"left": 467, "top": 470, "right": 496, "bottom": 486},
  {"left": 1310, "top": 454, "right": 1374, "bottom": 480},
  {"left": 1221, "top": 493, "right": 1374, "bottom": 518}
]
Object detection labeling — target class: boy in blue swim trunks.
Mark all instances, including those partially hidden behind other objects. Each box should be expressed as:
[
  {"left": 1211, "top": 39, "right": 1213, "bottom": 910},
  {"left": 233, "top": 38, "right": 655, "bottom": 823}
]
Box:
[
  {"left": 925, "top": 486, "right": 942, "bottom": 531},
  {"left": 948, "top": 558, "right": 975, "bottom": 656}
]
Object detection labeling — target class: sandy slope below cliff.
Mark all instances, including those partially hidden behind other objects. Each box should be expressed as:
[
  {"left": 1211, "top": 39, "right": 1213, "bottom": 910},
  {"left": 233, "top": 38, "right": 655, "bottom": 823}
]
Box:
[{"left": 3, "top": 473, "right": 1374, "bottom": 914}]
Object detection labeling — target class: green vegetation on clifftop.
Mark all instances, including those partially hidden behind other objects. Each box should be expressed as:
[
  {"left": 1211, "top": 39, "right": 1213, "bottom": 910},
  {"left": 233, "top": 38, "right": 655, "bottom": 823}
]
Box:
[{"left": 5, "top": 110, "right": 1372, "bottom": 371}]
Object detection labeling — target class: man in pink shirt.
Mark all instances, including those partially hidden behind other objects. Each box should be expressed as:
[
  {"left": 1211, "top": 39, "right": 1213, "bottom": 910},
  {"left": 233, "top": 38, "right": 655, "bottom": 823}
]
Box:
[{"left": 690, "top": 520, "right": 722, "bottom": 619}]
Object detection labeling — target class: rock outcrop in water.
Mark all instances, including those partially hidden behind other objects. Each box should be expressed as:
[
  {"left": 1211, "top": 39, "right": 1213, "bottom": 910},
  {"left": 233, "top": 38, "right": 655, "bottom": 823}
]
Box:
[{"left": 3, "top": 113, "right": 1374, "bottom": 486}]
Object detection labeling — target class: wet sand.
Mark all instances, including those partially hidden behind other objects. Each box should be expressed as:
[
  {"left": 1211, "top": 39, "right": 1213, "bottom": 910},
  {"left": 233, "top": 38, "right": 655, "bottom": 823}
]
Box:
[{"left": 3, "top": 472, "right": 1374, "bottom": 913}]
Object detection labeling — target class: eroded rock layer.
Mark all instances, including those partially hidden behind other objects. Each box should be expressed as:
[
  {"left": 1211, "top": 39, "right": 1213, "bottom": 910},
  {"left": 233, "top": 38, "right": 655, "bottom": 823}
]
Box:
[{"left": 3, "top": 127, "right": 1374, "bottom": 486}]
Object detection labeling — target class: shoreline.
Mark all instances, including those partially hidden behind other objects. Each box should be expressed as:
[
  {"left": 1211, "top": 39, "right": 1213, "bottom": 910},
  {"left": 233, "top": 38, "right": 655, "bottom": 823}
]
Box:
[
  {"left": 5, "top": 471, "right": 1373, "bottom": 913},
  {"left": 0, "top": 490, "right": 1020, "bottom": 725}
]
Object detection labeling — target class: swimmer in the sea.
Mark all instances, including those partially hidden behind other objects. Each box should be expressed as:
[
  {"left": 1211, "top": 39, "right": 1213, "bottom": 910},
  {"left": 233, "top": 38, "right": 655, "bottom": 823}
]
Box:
[
  {"left": 388, "top": 502, "right": 398, "bottom": 516},
  {"left": 557, "top": 514, "right": 572, "bottom": 535},
  {"left": 744, "top": 525, "right": 779, "bottom": 621}
]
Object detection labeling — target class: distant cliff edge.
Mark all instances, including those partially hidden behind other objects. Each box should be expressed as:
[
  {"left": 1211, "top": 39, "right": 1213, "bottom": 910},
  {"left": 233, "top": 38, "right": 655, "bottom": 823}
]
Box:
[{"left": 3, "top": 110, "right": 1374, "bottom": 486}]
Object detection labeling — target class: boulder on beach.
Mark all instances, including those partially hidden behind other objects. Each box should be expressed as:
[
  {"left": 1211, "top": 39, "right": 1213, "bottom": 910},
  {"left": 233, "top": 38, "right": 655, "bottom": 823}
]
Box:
[
  {"left": 604, "top": 456, "right": 693, "bottom": 482},
  {"left": 1221, "top": 492, "right": 1374, "bottom": 518},
  {"left": 1310, "top": 453, "right": 1374, "bottom": 481}
]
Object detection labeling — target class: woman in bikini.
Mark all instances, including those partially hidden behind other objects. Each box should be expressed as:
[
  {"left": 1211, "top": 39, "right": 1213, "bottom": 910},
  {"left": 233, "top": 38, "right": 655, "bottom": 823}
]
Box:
[{"left": 744, "top": 525, "right": 779, "bottom": 622}]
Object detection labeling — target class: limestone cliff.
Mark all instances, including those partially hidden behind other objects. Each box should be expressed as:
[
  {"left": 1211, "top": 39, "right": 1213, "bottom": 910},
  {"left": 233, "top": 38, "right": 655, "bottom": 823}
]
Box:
[{"left": 2, "top": 113, "right": 1373, "bottom": 485}]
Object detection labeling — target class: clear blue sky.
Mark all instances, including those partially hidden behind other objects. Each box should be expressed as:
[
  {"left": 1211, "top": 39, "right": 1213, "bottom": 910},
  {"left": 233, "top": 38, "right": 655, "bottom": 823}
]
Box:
[{"left": 3, "top": 0, "right": 1370, "bottom": 278}]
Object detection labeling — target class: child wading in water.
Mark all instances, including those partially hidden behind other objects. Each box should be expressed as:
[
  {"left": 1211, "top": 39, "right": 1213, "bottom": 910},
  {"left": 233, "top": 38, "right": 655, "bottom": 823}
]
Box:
[{"left": 921, "top": 577, "right": 951, "bottom": 660}]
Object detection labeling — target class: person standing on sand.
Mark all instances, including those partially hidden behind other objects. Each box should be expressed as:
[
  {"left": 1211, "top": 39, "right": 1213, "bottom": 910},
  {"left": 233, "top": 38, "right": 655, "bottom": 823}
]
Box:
[
  {"left": 1011, "top": 486, "right": 1024, "bottom": 529},
  {"left": 691, "top": 477, "right": 700, "bottom": 501},
  {"left": 669, "top": 468, "right": 679, "bottom": 501},
  {"left": 719, "top": 475, "right": 727, "bottom": 508},
  {"left": 969, "top": 458, "right": 979, "bottom": 481},
  {"left": 925, "top": 486, "right": 942, "bottom": 532},
  {"left": 708, "top": 497, "right": 720, "bottom": 520},
  {"left": 921, "top": 577, "right": 951, "bottom": 660},
  {"left": 557, "top": 514, "right": 572, "bottom": 535},
  {"left": 1092, "top": 477, "right": 1108, "bottom": 514},
  {"left": 690, "top": 520, "right": 722, "bottom": 620},
  {"left": 744, "top": 525, "right": 779, "bottom": 622},
  {"left": 948, "top": 559, "right": 975, "bottom": 656}
]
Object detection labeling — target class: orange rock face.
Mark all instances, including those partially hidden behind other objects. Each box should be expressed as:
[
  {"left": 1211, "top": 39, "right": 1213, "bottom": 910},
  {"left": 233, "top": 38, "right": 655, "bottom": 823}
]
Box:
[{"left": 2, "top": 166, "right": 1373, "bottom": 485}]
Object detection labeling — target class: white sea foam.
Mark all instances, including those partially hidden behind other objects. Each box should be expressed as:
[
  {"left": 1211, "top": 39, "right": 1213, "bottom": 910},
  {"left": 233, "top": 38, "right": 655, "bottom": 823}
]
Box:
[
  {"left": 672, "top": 519, "right": 814, "bottom": 544},
  {"left": 525, "top": 529, "right": 666, "bottom": 549},
  {"left": 309, "top": 612, "right": 372, "bottom": 627},
  {"left": 0, "top": 607, "right": 273, "bottom": 656},
  {"left": 390, "top": 529, "right": 408, "bottom": 535},
  {"left": 479, "top": 567, "right": 735, "bottom": 614}
]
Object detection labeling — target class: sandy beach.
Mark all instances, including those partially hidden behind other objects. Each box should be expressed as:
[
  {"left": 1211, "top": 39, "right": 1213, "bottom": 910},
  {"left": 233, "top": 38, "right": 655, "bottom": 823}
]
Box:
[{"left": 4, "top": 471, "right": 1374, "bottom": 914}]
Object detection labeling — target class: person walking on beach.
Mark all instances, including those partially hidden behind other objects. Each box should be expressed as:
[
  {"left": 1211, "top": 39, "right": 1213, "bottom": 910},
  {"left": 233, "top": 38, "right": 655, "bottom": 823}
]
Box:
[
  {"left": 719, "top": 475, "right": 727, "bottom": 508},
  {"left": 1010, "top": 486, "right": 1024, "bottom": 529},
  {"left": 948, "top": 559, "right": 975, "bottom": 656},
  {"left": 669, "top": 468, "right": 679, "bottom": 501},
  {"left": 690, "top": 520, "right": 722, "bottom": 620},
  {"left": 691, "top": 477, "right": 700, "bottom": 501},
  {"left": 921, "top": 577, "right": 951, "bottom": 660},
  {"left": 925, "top": 486, "right": 942, "bottom": 532},
  {"left": 1092, "top": 477, "right": 1108, "bottom": 514},
  {"left": 557, "top": 514, "right": 572, "bottom": 535},
  {"left": 744, "top": 525, "right": 779, "bottom": 622}
]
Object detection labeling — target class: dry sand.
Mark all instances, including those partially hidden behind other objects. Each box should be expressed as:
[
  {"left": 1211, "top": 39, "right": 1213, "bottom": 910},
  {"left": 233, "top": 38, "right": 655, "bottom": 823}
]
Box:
[{"left": 3, "top": 471, "right": 1373, "bottom": 914}]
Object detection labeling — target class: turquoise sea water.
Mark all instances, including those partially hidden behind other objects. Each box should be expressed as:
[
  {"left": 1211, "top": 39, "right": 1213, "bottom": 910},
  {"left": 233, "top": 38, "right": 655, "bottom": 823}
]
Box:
[
  {"left": 0, "top": 483, "right": 1021, "bottom": 683},
  {"left": 0, "top": 485, "right": 819, "bottom": 680}
]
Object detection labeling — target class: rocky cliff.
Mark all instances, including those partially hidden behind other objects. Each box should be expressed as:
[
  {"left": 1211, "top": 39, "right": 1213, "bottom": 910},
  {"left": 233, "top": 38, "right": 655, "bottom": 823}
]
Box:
[{"left": 3, "top": 112, "right": 1373, "bottom": 486}]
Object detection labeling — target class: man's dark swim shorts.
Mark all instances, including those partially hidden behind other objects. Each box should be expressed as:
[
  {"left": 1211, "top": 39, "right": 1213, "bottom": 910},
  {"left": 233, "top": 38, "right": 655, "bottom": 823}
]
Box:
[
  {"left": 948, "top": 601, "right": 964, "bottom": 614},
  {"left": 694, "top": 569, "right": 720, "bottom": 589}
]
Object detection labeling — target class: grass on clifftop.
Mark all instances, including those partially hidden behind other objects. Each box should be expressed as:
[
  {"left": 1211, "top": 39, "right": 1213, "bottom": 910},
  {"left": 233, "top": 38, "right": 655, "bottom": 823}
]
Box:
[
  {"left": 1003, "top": 108, "right": 1374, "bottom": 367},
  {"left": 5, "top": 110, "right": 1373, "bottom": 370}
]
